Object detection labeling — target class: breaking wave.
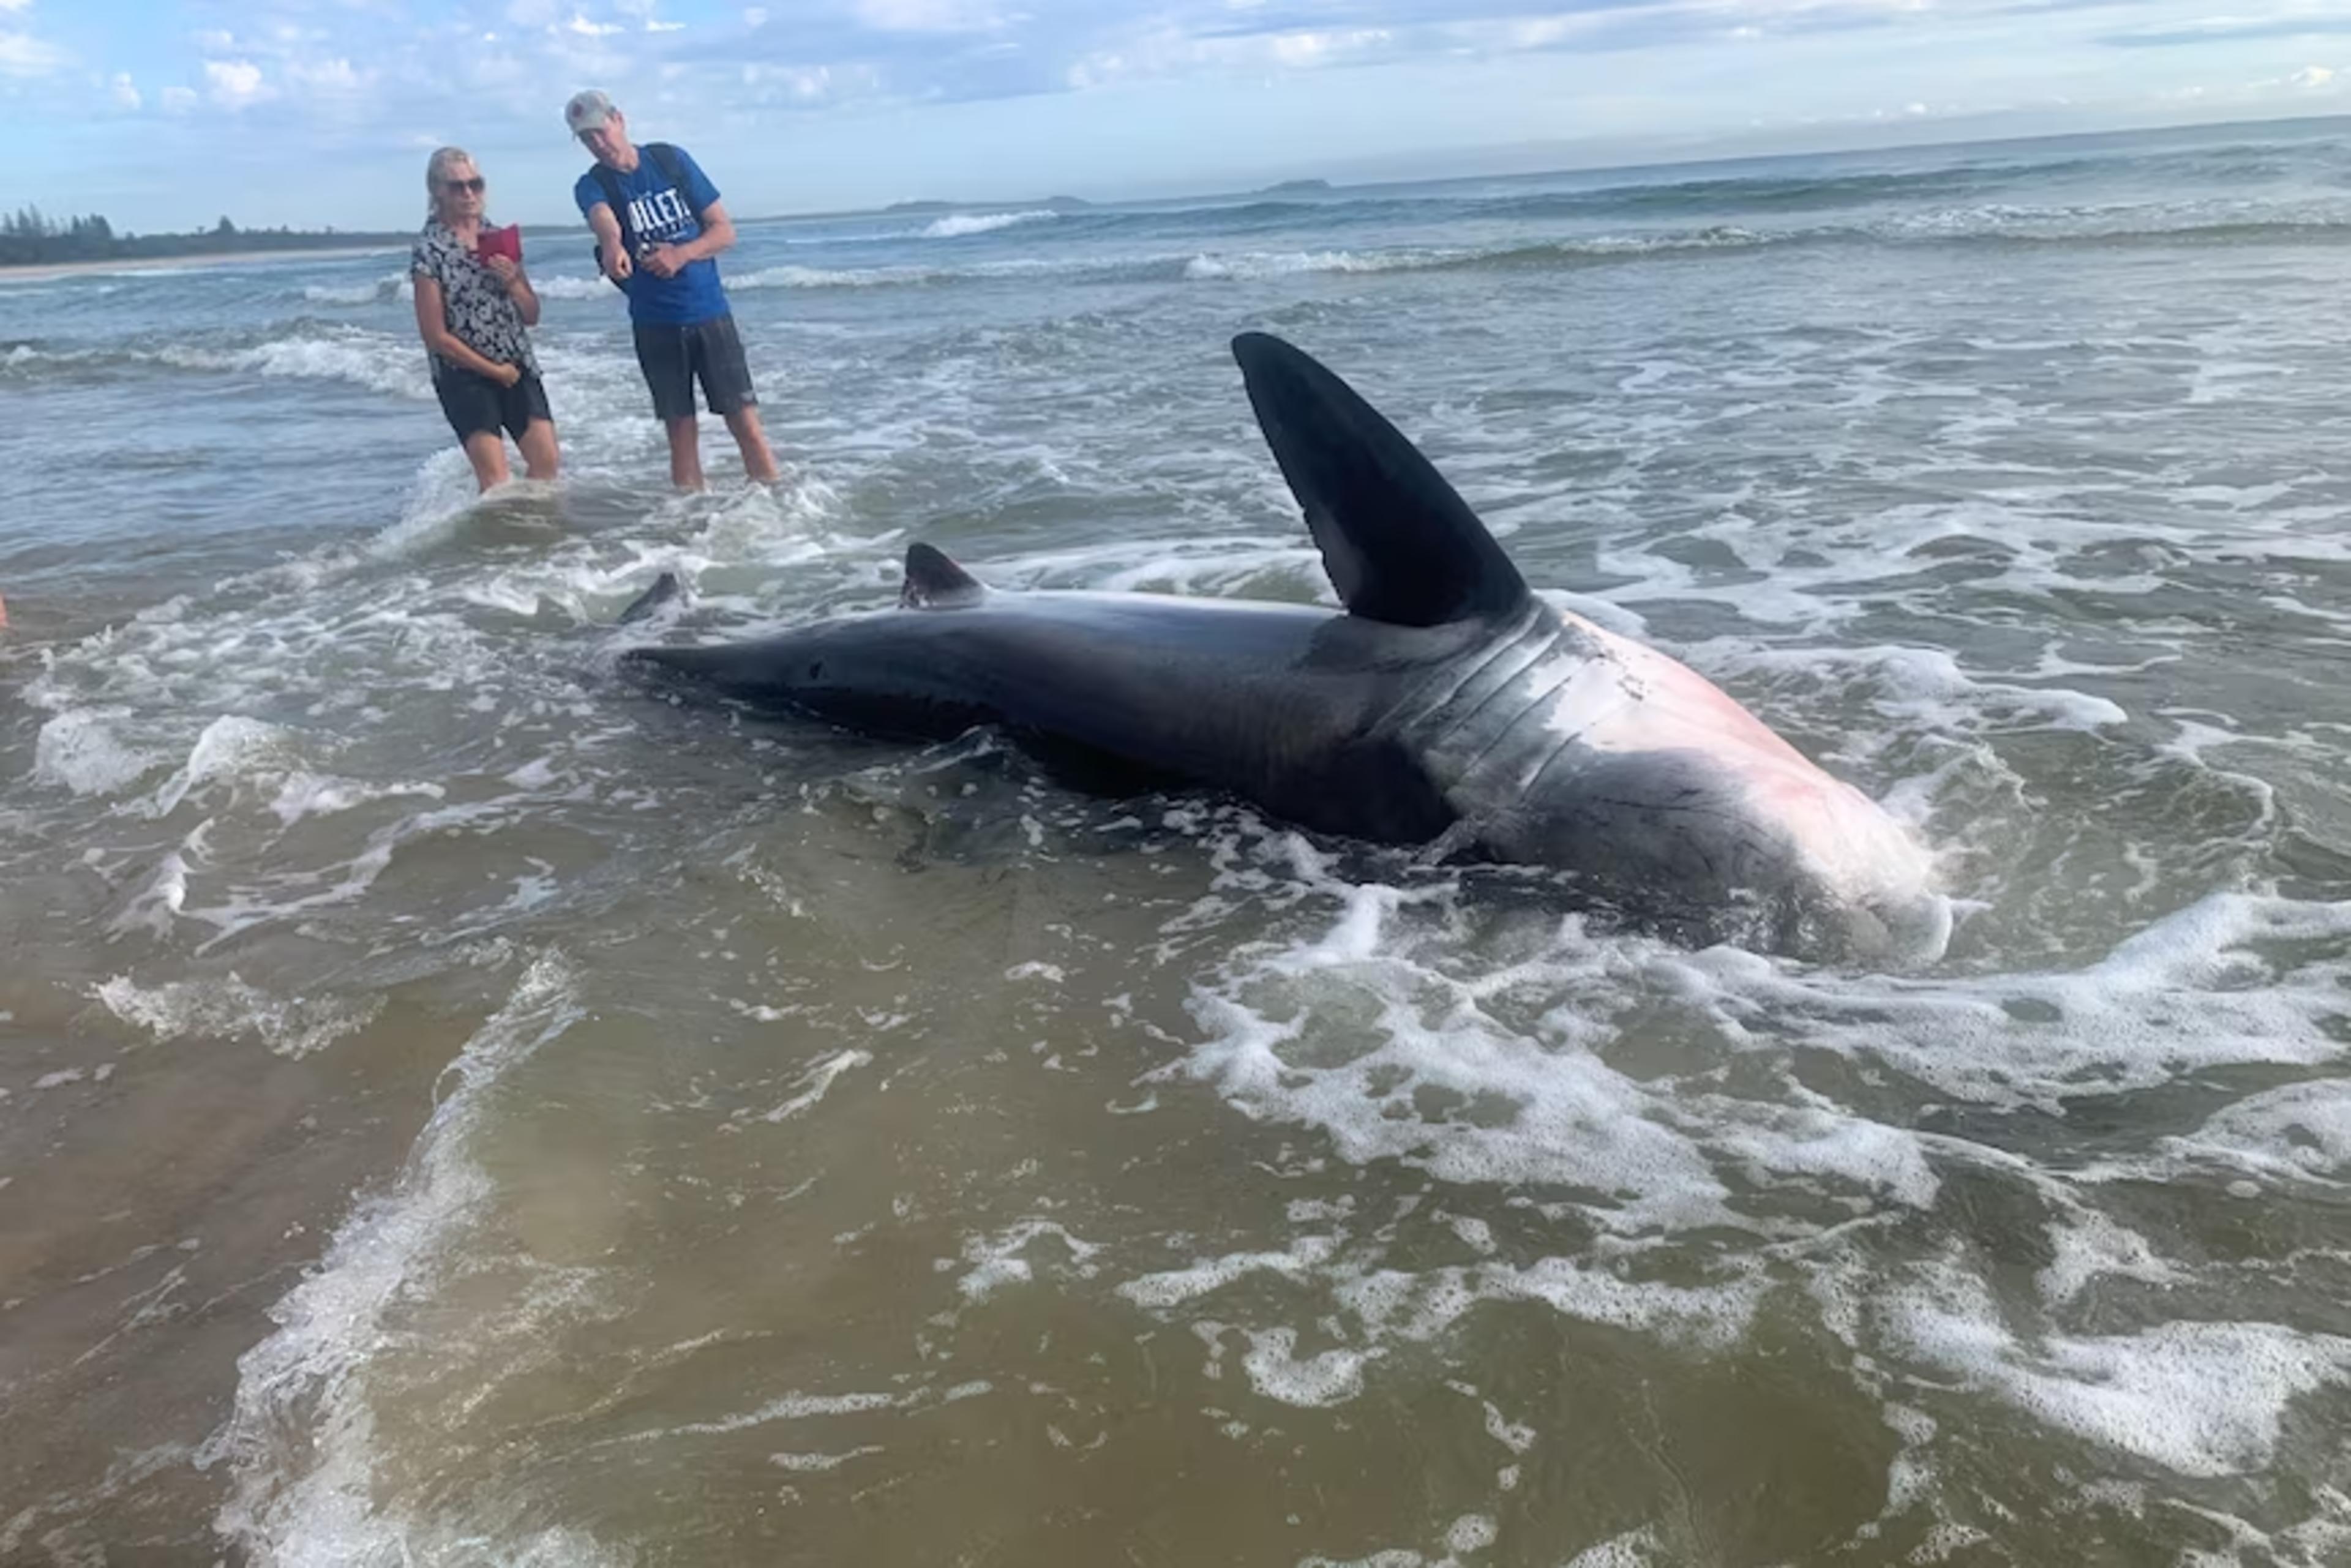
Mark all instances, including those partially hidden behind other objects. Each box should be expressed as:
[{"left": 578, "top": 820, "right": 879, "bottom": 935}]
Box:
[{"left": 921, "top": 210, "right": 1059, "bottom": 239}]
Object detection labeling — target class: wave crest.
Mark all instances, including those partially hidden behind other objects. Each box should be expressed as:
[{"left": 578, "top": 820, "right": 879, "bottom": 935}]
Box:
[
  {"left": 302, "top": 274, "right": 411, "bottom": 306},
  {"left": 921, "top": 210, "right": 1058, "bottom": 239}
]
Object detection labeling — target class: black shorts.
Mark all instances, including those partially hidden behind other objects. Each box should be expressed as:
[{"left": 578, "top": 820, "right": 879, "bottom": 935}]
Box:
[
  {"left": 435, "top": 367, "right": 551, "bottom": 443},
  {"left": 632, "top": 313, "right": 757, "bottom": 421}
]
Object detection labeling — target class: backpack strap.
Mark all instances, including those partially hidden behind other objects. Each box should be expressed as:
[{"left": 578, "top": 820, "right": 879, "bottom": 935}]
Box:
[
  {"left": 644, "top": 143, "right": 698, "bottom": 218},
  {"left": 590, "top": 144, "right": 694, "bottom": 243}
]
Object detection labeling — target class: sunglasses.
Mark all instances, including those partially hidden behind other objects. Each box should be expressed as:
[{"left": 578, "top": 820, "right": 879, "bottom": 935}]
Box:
[{"left": 442, "top": 176, "right": 486, "bottom": 194}]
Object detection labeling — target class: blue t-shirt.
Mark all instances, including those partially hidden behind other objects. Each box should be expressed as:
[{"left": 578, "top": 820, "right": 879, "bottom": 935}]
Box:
[{"left": 574, "top": 144, "right": 730, "bottom": 326}]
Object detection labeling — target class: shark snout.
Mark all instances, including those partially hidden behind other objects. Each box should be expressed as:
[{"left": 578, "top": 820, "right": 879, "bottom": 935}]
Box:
[{"left": 1832, "top": 882, "right": 1954, "bottom": 966}]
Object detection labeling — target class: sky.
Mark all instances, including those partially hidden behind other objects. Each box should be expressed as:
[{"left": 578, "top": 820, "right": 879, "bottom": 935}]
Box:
[{"left": 4, "top": 0, "right": 2348, "bottom": 232}]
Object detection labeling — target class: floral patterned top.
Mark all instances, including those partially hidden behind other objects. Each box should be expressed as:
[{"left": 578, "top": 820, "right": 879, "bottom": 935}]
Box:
[{"left": 410, "top": 219, "right": 537, "bottom": 382}]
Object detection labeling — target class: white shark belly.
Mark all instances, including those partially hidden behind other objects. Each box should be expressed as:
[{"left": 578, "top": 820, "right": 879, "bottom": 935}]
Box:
[
  {"left": 1558, "top": 614, "right": 1939, "bottom": 906},
  {"left": 1420, "top": 610, "right": 1948, "bottom": 961}
]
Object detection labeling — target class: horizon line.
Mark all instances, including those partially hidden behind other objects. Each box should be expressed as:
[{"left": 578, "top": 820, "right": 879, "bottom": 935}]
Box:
[
  {"left": 720, "top": 105, "right": 2351, "bottom": 228},
  {"left": 17, "top": 105, "right": 2347, "bottom": 242}
]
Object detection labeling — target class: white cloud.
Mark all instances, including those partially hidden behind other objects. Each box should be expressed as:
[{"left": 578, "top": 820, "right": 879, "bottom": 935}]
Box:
[
  {"left": 1269, "top": 28, "right": 1391, "bottom": 67},
  {"left": 159, "top": 84, "right": 197, "bottom": 113},
  {"left": 1505, "top": 17, "right": 1589, "bottom": 49},
  {"left": 744, "top": 6, "right": 768, "bottom": 25},
  {"left": 109, "top": 70, "right": 139, "bottom": 109},
  {"left": 1067, "top": 21, "right": 1400, "bottom": 89},
  {"left": 460, "top": 51, "right": 530, "bottom": 91},
  {"left": 290, "top": 58, "right": 366, "bottom": 94},
  {"left": 623, "top": 0, "right": 686, "bottom": 33},
  {"left": 204, "top": 58, "right": 269, "bottom": 107},
  {"left": 742, "top": 60, "right": 839, "bottom": 100},
  {"left": 567, "top": 13, "right": 623, "bottom": 36},
  {"left": 855, "top": 0, "right": 1005, "bottom": 34},
  {"left": 197, "top": 29, "right": 234, "bottom": 51},
  {"left": 0, "top": 28, "right": 62, "bottom": 75},
  {"left": 0, "top": 0, "right": 32, "bottom": 12},
  {"left": 2290, "top": 65, "right": 2336, "bottom": 88}
]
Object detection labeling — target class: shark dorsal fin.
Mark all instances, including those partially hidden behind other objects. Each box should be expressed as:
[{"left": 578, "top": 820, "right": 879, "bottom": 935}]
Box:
[
  {"left": 901, "top": 542, "right": 986, "bottom": 609},
  {"left": 1232, "top": 332, "right": 1528, "bottom": 628}
]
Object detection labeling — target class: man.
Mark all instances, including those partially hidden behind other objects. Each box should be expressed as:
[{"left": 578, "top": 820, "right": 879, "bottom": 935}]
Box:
[{"left": 566, "top": 89, "right": 780, "bottom": 489}]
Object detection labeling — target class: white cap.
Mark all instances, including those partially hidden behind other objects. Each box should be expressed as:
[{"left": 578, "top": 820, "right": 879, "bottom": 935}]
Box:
[{"left": 564, "top": 89, "right": 617, "bottom": 133}]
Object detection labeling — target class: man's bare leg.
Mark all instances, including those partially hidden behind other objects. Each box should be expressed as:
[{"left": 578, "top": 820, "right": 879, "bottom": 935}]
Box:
[
  {"left": 517, "top": 419, "right": 560, "bottom": 482},
  {"left": 724, "top": 406, "right": 781, "bottom": 484},
  {"left": 665, "top": 416, "right": 705, "bottom": 491},
  {"left": 462, "top": 431, "right": 511, "bottom": 493}
]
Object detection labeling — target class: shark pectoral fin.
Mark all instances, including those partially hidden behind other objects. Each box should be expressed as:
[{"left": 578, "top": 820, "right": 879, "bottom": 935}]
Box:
[
  {"left": 1411, "top": 816, "right": 1486, "bottom": 867},
  {"left": 617, "top": 571, "right": 684, "bottom": 625},
  {"left": 1231, "top": 331, "right": 1529, "bottom": 629},
  {"left": 901, "top": 542, "right": 988, "bottom": 609}
]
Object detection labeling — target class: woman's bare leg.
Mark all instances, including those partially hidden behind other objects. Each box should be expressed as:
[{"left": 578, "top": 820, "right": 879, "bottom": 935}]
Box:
[
  {"left": 516, "top": 419, "right": 559, "bottom": 482},
  {"left": 462, "top": 430, "right": 511, "bottom": 492}
]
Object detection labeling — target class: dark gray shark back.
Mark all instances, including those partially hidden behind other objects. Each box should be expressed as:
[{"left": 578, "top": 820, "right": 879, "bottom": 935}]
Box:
[{"left": 630, "top": 588, "right": 1464, "bottom": 844}]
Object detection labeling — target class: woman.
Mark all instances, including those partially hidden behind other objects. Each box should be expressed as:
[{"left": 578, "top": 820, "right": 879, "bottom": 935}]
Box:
[{"left": 411, "top": 146, "right": 558, "bottom": 492}]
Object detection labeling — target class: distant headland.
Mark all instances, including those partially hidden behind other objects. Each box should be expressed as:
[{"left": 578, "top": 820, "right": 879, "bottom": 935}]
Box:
[{"left": 1, "top": 209, "right": 415, "bottom": 271}]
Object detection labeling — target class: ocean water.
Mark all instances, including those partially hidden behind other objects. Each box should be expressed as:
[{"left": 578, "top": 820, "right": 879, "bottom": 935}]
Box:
[{"left": 4, "top": 116, "right": 2350, "bottom": 1565}]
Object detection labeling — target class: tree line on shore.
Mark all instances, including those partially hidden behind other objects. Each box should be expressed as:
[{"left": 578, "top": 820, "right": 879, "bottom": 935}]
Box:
[{"left": 1, "top": 208, "right": 410, "bottom": 266}]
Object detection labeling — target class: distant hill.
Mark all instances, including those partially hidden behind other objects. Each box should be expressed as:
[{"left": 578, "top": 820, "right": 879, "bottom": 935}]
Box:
[{"left": 1256, "top": 179, "right": 1335, "bottom": 196}]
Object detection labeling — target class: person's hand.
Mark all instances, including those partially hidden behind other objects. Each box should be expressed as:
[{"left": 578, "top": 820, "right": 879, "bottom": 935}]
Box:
[
  {"left": 485, "top": 253, "right": 522, "bottom": 288},
  {"left": 492, "top": 362, "right": 523, "bottom": 389},
  {"left": 601, "top": 243, "right": 633, "bottom": 283},
  {"left": 641, "top": 244, "right": 686, "bottom": 279}
]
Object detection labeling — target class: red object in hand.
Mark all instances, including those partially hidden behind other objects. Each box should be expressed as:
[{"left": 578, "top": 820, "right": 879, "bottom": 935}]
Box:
[{"left": 475, "top": 224, "right": 522, "bottom": 264}]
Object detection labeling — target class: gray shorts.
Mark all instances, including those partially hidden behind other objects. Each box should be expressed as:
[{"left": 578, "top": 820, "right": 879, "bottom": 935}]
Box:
[{"left": 632, "top": 313, "right": 757, "bottom": 421}]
